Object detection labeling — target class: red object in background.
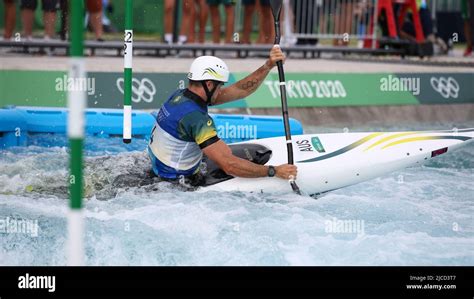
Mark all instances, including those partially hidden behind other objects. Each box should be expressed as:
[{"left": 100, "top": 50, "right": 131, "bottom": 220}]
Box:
[
  {"left": 431, "top": 147, "right": 448, "bottom": 158},
  {"left": 396, "top": 0, "right": 425, "bottom": 42},
  {"left": 364, "top": 0, "right": 425, "bottom": 48}
]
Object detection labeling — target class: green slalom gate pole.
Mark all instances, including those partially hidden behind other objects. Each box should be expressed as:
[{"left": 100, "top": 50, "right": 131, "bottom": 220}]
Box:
[
  {"left": 123, "top": 0, "right": 133, "bottom": 143},
  {"left": 67, "top": 0, "right": 85, "bottom": 266}
]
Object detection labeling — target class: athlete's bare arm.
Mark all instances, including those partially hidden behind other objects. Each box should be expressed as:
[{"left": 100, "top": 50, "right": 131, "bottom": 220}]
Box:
[
  {"left": 212, "top": 46, "right": 286, "bottom": 105},
  {"left": 202, "top": 139, "right": 297, "bottom": 179}
]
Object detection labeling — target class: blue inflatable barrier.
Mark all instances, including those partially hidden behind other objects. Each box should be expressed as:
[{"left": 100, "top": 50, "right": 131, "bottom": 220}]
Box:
[
  {"left": 0, "top": 109, "right": 28, "bottom": 148},
  {"left": 17, "top": 107, "right": 154, "bottom": 137},
  {"left": 0, "top": 106, "right": 303, "bottom": 149}
]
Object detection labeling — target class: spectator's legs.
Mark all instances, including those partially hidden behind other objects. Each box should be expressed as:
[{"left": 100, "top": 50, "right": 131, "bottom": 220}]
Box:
[
  {"left": 259, "top": 2, "right": 273, "bottom": 44},
  {"left": 86, "top": 0, "right": 103, "bottom": 40},
  {"left": 209, "top": 5, "right": 221, "bottom": 43},
  {"left": 188, "top": 1, "right": 197, "bottom": 43},
  {"left": 179, "top": 0, "right": 193, "bottom": 44},
  {"left": 59, "top": 0, "right": 68, "bottom": 40},
  {"left": 224, "top": 4, "right": 234, "bottom": 43},
  {"left": 89, "top": 12, "right": 103, "bottom": 39},
  {"left": 242, "top": 2, "right": 255, "bottom": 44},
  {"left": 21, "top": 10, "right": 34, "bottom": 39},
  {"left": 3, "top": 0, "right": 16, "bottom": 39},
  {"left": 164, "top": 0, "right": 175, "bottom": 43},
  {"left": 256, "top": 0, "right": 264, "bottom": 43},
  {"left": 43, "top": 11, "right": 56, "bottom": 38},
  {"left": 21, "top": 0, "right": 38, "bottom": 39},
  {"left": 41, "top": 0, "right": 58, "bottom": 39},
  {"left": 317, "top": 0, "right": 326, "bottom": 36},
  {"left": 347, "top": 3, "right": 353, "bottom": 41},
  {"left": 197, "top": 0, "right": 208, "bottom": 43},
  {"left": 189, "top": 0, "right": 208, "bottom": 43},
  {"left": 334, "top": 1, "right": 352, "bottom": 46}
]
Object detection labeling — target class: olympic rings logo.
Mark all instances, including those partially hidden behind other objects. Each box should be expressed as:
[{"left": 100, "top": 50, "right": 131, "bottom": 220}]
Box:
[
  {"left": 116, "top": 77, "right": 156, "bottom": 103},
  {"left": 430, "top": 77, "right": 460, "bottom": 99}
]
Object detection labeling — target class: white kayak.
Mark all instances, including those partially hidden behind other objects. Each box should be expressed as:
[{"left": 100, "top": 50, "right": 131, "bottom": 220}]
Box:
[{"left": 199, "top": 128, "right": 474, "bottom": 195}]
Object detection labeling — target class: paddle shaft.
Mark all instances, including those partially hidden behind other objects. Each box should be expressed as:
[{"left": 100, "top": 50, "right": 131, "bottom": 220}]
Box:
[
  {"left": 270, "top": 0, "right": 300, "bottom": 194},
  {"left": 274, "top": 27, "right": 294, "bottom": 165}
]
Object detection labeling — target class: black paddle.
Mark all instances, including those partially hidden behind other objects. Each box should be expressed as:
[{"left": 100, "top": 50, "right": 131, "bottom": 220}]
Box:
[{"left": 270, "top": 0, "right": 301, "bottom": 195}]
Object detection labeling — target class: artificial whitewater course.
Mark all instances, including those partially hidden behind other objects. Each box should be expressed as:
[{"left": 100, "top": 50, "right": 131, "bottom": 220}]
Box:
[{"left": 1, "top": 106, "right": 473, "bottom": 265}]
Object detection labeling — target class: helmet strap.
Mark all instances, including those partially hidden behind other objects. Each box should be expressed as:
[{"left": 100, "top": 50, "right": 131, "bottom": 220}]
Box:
[{"left": 201, "top": 81, "right": 219, "bottom": 105}]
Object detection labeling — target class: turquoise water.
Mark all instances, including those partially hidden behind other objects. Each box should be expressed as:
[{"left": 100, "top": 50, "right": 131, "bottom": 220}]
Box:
[{"left": 1, "top": 122, "right": 473, "bottom": 265}]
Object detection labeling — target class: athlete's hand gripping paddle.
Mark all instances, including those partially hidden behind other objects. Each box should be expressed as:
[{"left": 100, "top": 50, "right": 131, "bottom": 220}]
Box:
[{"left": 270, "top": 0, "right": 301, "bottom": 195}]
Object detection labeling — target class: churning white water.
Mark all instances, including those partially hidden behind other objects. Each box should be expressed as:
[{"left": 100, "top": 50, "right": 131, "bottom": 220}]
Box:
[{"left": 1, "top": 123, "right": 473, "bottom": 265}]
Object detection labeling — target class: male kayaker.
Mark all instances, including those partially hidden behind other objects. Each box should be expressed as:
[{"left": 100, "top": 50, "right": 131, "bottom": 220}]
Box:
[{"left": 147, "top": 46, "right": 297, "bottom": 187}]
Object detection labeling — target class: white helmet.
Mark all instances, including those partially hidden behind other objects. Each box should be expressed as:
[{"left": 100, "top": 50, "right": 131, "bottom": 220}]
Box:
[{"left": 188, "top": 56, "right": 230, "bottom": 83}]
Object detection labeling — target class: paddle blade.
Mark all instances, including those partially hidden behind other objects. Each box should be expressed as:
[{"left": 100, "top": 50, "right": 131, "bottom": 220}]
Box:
[
  {"left": 290, "top": 181, "right": 302, "bottom": 195},
  {"left": 270, "top": 0, "right": 282, "bottom": 21}
]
